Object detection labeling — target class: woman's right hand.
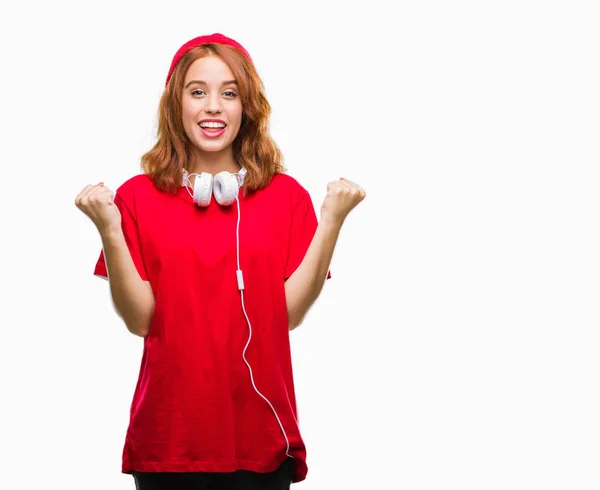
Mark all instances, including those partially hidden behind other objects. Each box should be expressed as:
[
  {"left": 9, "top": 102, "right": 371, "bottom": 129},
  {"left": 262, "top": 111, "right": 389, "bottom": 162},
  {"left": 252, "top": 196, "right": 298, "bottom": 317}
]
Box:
[{"left": 75, "top": 182, "right": 122, "bottom": 237}]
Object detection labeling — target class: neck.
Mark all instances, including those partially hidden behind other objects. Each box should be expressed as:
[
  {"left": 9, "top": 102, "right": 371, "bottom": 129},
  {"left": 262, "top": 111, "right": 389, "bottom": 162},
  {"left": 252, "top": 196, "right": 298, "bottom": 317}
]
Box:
[{"left": 187, "top": 146, "right": 241, "bottom": 175}]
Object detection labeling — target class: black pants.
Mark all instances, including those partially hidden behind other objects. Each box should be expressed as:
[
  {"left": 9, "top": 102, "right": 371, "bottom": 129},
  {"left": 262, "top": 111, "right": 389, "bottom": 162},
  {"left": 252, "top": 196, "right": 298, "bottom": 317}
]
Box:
[{"left": 132, "top": 457, "right": 295, "bottom": 490}]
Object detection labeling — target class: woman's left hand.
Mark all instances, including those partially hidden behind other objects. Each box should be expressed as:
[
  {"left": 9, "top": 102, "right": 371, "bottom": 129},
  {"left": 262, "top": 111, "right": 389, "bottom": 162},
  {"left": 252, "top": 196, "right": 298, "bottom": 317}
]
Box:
[{"left": 320, "top": 178, "right": 366, "bottom": 226}]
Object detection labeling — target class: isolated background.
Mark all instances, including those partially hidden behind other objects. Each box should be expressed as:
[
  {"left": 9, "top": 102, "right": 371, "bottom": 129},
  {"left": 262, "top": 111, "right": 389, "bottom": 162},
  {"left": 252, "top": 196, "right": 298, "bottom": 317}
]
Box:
[{"left": 0, "top": 1, "right": 598, "bottom": 489}]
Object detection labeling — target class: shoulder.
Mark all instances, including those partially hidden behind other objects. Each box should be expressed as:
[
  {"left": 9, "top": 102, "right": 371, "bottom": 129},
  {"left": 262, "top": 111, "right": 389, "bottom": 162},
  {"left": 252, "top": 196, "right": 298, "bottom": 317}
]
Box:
[
  {"left": 116, "top": 173, "right": 155, "bottom": 198},
  {"left": 117, "top": 173, "right": 153, "bottom": 193},
  {"left": 266, "top": 172, "right": 310, "bottom": 204},
  {"left": 114, "top": 174, "right": 155, "bottom": 211},
  {"left": 269, "top": 172, "right": 305, "bottom": 190}
]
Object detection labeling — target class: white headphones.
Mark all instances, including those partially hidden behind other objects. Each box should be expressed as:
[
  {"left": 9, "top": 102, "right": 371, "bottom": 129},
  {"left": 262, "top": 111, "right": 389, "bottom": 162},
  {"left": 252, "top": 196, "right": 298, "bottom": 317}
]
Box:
[{"left": 182, "top": 167, "right": 247, "bottom": 206}]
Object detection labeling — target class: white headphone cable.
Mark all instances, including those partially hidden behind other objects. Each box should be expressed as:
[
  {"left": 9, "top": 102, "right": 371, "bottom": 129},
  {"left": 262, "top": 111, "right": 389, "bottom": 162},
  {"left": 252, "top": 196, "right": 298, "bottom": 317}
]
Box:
[{"left": 234, "top": 193, "right": 295, "bottom": 461}]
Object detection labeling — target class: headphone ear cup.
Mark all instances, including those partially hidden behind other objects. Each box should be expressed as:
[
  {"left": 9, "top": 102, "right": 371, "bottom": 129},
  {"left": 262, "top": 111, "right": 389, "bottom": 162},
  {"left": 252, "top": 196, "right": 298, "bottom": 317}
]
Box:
[
  {"left": 213, "top": 171, "right": 239, "bottom": 206},
  {"left": 193, "top": 172, "right": 213, "bottom": 207}
]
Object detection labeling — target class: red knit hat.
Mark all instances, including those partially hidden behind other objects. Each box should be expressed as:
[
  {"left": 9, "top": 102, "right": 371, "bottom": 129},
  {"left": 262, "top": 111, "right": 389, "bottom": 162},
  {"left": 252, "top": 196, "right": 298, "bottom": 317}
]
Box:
[{"left": 165, "top": 33, "right": 253, "bottom": 87}]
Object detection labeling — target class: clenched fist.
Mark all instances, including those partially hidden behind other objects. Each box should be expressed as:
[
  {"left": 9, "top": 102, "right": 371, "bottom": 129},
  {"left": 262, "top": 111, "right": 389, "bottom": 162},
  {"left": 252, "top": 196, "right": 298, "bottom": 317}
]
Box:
[
  {"left": 320, "top": 177, "right": 366, "bottom": 226},
  {"left": 75, "top": 182, "right": 122, "bottom": 237}
]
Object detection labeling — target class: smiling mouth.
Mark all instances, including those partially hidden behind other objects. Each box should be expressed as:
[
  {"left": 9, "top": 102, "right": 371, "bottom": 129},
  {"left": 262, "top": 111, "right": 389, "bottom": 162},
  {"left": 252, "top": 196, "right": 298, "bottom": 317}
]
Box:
[
  {"left": 198, "top": 125, "right": 226, "bottom": 138},
  {"left": 199, "top": 122, "right": 227, "bottom": 131}
]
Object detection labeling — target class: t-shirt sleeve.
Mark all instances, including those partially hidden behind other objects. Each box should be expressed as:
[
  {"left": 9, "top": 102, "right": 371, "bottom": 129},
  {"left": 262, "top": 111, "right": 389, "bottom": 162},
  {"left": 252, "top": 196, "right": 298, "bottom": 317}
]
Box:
[
  {"left": 93, "top": 190, "right": 149, "bottom": 282},
  {"left": 284, "top": 191, "right": 332, "bottom": 281}
]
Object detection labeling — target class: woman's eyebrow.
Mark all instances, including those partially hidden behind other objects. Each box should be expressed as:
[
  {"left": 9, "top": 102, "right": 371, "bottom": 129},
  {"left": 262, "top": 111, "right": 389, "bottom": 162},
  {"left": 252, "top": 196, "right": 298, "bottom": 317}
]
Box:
[{"left": 185, "top": 80, "right": 238, "bottom": 88}]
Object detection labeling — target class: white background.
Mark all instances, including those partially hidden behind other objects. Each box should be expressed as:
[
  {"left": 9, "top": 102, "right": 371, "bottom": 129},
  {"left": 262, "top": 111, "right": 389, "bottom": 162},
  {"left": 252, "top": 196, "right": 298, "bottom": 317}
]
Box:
[{"left": 0, "top": 0, "right": 598, "bottom": 489}]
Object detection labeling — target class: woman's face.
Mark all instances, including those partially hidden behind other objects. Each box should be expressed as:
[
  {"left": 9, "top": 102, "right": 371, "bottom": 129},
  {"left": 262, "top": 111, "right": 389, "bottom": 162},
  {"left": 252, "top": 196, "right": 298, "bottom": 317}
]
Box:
[{"left": 181, "top": 55, "right": 243, "bottom": 154}]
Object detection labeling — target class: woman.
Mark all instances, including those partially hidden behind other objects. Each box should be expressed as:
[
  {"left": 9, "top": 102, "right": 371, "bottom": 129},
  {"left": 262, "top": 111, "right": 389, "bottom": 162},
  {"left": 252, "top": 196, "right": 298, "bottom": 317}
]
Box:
[{"left": 74, "top": 33, "right": 365, "bottom": 489}]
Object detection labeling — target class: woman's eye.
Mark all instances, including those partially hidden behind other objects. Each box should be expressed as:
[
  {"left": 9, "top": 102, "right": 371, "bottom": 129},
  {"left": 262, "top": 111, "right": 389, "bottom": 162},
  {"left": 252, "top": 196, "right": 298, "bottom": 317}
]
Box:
[{"left": 191, "top": 90, "right": 237, "bottom": 97}]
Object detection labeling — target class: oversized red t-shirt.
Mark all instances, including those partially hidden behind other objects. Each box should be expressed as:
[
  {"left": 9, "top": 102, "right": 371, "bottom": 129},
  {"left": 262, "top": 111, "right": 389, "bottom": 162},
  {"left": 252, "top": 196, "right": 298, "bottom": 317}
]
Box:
[{"left": 93, "top": 172, "right": 331, "bottom": 484}]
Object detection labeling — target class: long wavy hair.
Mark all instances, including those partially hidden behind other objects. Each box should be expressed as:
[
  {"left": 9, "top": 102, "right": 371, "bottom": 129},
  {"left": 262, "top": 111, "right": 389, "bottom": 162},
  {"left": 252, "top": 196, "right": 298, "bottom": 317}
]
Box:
[{"left": 140, "top": 43, "right": 286, "bottom": 197}]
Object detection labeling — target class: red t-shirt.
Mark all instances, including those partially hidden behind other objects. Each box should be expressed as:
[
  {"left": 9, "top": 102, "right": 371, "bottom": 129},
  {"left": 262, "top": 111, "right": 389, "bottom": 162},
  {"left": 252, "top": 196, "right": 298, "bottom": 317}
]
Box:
[{"left": 93, "top": 172, "right": 331, "bottom": 484}]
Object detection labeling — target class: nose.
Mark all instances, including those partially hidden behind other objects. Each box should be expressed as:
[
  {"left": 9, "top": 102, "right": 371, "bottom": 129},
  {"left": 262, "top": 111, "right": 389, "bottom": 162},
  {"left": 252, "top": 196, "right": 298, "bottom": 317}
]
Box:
[{"left": 205, "top": 92, "right": 223, "bottom": 114}]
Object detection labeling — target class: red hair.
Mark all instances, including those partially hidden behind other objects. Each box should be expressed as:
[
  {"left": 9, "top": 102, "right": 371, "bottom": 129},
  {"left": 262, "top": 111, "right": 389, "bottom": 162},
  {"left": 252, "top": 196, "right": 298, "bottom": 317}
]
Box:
[{"left": 140, "top": 43, "right": 285, "bottom": 197}]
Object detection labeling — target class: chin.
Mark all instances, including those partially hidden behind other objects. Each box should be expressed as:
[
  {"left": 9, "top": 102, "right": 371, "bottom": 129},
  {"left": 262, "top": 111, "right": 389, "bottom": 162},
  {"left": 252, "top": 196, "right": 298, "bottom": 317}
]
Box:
[{"left": 196, "top": 141, "right": 229, "bottom": 152}]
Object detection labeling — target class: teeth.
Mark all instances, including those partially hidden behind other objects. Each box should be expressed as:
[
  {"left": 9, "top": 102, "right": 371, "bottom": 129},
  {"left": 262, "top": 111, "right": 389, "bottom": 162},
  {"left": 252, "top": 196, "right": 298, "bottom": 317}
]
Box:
[{"left": 200, "top": 122, "right": 225, "bottom": 128}]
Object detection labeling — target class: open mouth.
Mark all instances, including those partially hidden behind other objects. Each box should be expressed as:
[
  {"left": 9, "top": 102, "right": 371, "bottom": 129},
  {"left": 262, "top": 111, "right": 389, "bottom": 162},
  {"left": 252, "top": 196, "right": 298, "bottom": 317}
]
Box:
[
  {"left": 199, "top": 125, "right": 226, "bottom": 132},
  {"left": 198, "top": 124, "right": 226, "bottom": 138}
]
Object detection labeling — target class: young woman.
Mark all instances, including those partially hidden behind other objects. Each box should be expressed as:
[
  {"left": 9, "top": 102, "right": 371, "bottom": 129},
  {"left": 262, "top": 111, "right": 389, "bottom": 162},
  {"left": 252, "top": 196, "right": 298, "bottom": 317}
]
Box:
[{"left": 75, "top": 33, "right": 365, "bottom": 490}]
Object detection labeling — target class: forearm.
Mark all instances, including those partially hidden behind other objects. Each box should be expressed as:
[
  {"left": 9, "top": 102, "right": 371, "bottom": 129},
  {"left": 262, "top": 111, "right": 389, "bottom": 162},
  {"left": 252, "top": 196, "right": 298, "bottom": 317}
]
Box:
[
  {"left": 101, "top": 229, "right": 155, "bottom": 337},
  {"left": 285, "top": 217, "right": 341, "bottom": 330}
]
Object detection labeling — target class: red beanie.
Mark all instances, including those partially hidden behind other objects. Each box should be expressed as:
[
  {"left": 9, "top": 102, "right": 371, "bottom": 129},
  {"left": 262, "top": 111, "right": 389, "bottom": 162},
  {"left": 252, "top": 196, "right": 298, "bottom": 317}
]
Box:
[{"left": 165, "top": 33, "right": 253, "bottom": 87}]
